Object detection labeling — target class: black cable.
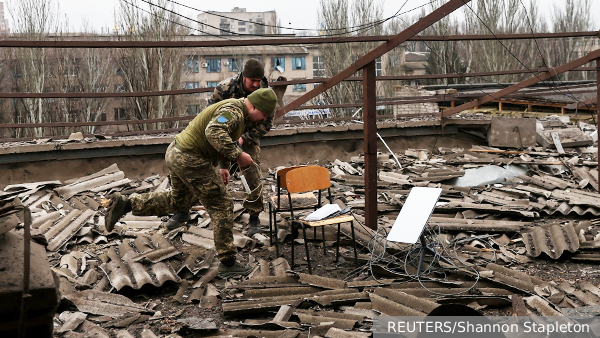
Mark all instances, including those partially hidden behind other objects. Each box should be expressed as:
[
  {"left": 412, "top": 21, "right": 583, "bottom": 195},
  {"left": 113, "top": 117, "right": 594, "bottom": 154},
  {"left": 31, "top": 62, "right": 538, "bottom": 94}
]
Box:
[
  {"left": 462, "top": 0, "right": 592, "bottom": 113},
  {"left": 118, "top": 0, "right": 234, "bottom": 40},
  {"left": 164, "top": 0, "right": 438, "bottom": 35}
]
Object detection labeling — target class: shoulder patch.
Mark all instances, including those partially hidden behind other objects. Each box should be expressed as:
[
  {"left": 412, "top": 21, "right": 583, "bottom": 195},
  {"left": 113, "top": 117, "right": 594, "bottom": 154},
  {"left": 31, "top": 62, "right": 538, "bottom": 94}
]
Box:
[{"left": 217, "top": 111, "right": 235, "bottom": 123}]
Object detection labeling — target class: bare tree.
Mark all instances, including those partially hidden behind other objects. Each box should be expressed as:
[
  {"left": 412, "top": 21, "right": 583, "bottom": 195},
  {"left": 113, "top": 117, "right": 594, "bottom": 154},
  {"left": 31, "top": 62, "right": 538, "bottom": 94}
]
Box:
[
  {"left": 549, "top": 0, "right": 594, "bottom": 81},
  {"left": 463, "top": 0, "right": 542, "bottom": 83},
  {"left": 7, "top": 0, "right": 60, "bottom": 137},
  {"left": 317, "top": 0, "right": 384, "bottom": 116},
  {"left": 115, "top": 0, "right": 189, "bottom": 131}
]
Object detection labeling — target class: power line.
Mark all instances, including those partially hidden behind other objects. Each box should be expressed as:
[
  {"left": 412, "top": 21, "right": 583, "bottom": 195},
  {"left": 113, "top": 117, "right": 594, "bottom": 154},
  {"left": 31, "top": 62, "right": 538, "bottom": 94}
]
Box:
[
  {"left": 164, "top": 0, "right": 439, "bottom": 35},
  {"left": 461, "top": 0, "right": 591, "bottom": 112},
  {"left": 516, "top": 0, "right": 594, "bottom": 117},
  {"left": 118, "top": 0, "right": 234, "bottom": 40}
]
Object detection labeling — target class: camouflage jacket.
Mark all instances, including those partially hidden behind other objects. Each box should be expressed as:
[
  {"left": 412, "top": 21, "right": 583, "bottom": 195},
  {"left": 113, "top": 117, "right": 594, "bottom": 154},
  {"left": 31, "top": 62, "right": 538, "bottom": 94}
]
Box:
[
  {"left": 208, "top": 72, "right": 271, "bottom": 144},
  {"left": 175, "top": 98, "right": 246, "bottom": 168}
]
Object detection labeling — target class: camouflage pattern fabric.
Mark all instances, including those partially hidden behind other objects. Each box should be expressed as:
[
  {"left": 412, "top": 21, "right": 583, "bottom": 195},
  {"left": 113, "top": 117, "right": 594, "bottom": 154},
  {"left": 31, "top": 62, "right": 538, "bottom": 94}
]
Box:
[
  {"left": 207, "top": 72, "right": 271, "bottom": 145},
  {"left": 130, "top": 142, "right": 238, "bottom": 262},
  {"left": 208, "top": 72, "right": 269, "bottom": 216}
]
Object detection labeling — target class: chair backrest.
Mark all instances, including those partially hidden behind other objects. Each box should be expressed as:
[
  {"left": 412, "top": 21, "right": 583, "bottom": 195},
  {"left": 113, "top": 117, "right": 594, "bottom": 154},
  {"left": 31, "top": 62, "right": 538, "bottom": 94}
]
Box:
[
  {"left": 275, "top": 166, "right": 304, "bottom": 189},
  {"left": 285, "top": 166, "right": 330, "bottom": 194}
]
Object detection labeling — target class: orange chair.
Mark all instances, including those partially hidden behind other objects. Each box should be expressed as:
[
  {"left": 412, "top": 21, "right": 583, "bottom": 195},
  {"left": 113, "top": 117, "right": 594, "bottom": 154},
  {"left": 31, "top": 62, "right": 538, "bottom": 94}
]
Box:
[
  {"left": 283, "top": 166, "right": 358, "bottom": 274},
  {"left": 268, "top": 166, "right": 318, "bottom": 256}
]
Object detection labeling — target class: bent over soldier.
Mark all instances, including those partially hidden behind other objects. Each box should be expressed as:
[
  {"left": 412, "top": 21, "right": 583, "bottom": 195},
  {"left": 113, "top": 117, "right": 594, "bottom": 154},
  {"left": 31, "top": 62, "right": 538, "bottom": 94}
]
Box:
[
  {"left": 166, "top": 58, "right": 270, "bottom": 237},
  {"left": 105, "top": 88, "right": 278, "bottom": 278}
]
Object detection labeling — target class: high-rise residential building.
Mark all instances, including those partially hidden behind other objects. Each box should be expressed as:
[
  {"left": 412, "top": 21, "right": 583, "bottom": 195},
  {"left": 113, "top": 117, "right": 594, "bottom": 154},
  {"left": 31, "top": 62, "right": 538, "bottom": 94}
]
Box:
[{"left": 197, "top": 7, "right": 277, "bottom": 36}]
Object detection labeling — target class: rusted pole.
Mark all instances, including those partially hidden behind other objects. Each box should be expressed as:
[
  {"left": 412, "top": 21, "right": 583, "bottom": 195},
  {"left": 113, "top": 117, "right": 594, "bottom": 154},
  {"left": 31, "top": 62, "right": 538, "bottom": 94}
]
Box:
[
  {"left": 363, "top": 61, "right": 378, "bottom": 230},
  {"left": 278, "top": 0, "right": 471, "bottom": 118}
]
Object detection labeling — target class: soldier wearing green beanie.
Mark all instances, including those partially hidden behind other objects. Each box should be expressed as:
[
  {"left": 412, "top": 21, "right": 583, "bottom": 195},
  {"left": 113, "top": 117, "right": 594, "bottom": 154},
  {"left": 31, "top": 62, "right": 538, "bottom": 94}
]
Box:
[
  {"left": 104, "top": 92, "right": 277, "bottom": 278},
  {"left": 163, "top": 58, "right": 275, "bottom": 237}
]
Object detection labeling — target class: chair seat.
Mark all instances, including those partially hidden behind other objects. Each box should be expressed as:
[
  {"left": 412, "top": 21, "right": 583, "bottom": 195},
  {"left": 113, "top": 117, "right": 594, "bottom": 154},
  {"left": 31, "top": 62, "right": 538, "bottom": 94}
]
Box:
[
  {"left": 269, "top": 192, "right": 318, "bottom": 210},
  {"left": 297, "top": 215, "right": 355, "bottom": 227}
]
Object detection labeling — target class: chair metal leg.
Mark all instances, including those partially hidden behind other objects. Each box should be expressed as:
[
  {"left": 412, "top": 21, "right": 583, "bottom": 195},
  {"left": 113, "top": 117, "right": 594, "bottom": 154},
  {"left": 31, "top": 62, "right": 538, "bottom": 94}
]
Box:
[
  {"left": 291, "top": 223, "right": 295, "bottom": 270},
  {"left": 273, "top": 208, "right": 280, "bottom": 258},
  {"left": 350, "top": 221, "right": 358, "bottom": 267},
  {"left": 268, "top": 203, "right": 273, "bottom": 246},
  {"left": 302, "top": 225, "right": 312, "bottom": 274},
  {"left": 313, "top": 227, "right": 316, "bottom": 242},
  {"left": 322, "top": 225, "right": 326, "bottom": 255},
  {"left": 336, "top": 223, "right": 341, "bottom": 263}
]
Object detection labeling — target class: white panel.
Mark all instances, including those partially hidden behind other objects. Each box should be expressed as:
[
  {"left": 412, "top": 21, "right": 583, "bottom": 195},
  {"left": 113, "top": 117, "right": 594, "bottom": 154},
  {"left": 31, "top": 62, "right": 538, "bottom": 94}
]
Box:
[{"left": 386, "top": 187, "right": 442, "bottom": 244}]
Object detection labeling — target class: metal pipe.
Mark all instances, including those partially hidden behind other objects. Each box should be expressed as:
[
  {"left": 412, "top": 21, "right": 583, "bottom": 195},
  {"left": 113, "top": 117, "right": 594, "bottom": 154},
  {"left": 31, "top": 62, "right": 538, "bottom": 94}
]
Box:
[
  {"left": 0, "top": 31, "right": 595, "bottom": 48},
  {"left": 17, "top": 200, "right": 32, "bottom": 338},
  {"left": 442, "top": 48, "right": 600, "bottom": 118}
]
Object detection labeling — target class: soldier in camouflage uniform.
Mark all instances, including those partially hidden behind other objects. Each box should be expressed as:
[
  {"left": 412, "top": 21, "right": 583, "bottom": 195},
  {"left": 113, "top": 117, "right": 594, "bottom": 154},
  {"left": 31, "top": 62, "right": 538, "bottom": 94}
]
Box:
[
  {"left": 105, "top": 88, "right": 278, "bottom": 278},
  {"left": 167, "top": 58, "right": 270, "bottom": 236}
]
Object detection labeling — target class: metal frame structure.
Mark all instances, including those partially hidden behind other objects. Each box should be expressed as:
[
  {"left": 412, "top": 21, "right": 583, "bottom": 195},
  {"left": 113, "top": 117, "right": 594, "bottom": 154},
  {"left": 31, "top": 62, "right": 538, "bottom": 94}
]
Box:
[{"left": 0, "top": 0, "right": 598, "bottom": 229}]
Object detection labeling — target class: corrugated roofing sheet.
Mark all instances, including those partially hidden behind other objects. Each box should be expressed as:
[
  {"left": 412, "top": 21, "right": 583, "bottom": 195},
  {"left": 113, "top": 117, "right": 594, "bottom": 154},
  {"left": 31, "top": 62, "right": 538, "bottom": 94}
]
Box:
[{"left": 100, "top": 235, "right": 182, "bottom": 290}]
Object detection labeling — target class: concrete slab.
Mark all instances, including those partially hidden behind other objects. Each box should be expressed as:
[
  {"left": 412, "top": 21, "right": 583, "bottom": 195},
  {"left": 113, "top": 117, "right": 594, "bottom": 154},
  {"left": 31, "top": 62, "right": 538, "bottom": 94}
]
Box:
[
  {"left": 537, "top": 128, "right": 593, "bottom": 149},
  {"left": 488, "top": 117, "right": 536, "bottom": 148}
]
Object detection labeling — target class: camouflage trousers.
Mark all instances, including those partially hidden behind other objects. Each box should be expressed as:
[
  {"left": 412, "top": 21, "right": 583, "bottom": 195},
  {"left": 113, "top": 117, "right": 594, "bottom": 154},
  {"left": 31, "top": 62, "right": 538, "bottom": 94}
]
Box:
[
  {"left": 241, "top": 139, "right": 264, "bottom": 216},
  {"left": 130, "top": 142, "right": 237, "bottom": 262}
]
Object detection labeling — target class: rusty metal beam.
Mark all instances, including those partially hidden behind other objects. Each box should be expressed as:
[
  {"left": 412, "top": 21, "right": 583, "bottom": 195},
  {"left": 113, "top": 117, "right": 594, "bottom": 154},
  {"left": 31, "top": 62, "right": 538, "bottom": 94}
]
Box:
[
  {"left": 1, "top": 67, "right": 594, "bottom": 99},
  {"left": 441, "top": 49, "right": 600, "bottom": 118},
  {"left": 363, "top": 61, "right": 378, "bottom": 230},
  {"left": 0, "top": 31, "right": 596, "bottom": 48},
  {"left": 277, "top": 0, "right": 472, "bottom": 119}
]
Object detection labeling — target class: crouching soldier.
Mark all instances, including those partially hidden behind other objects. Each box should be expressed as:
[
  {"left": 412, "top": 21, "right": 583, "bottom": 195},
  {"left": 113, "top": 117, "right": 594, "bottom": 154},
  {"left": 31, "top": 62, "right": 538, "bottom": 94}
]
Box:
[{"left": 104, "top": 88, "right": 278, "bottom": 278}]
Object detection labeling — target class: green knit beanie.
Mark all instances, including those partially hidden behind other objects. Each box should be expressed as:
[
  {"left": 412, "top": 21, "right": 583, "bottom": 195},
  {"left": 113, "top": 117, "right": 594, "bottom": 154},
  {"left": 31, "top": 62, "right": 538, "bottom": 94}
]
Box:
[
  {"left": 242, "top": 58, "right": 265, "bottom": 78},
  {"left": 248, "top": 88, "right": 277, "bottom": 116}
]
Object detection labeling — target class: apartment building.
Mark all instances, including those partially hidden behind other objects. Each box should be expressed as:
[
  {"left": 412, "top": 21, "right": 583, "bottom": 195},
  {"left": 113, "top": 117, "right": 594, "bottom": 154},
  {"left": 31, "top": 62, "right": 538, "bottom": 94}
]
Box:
[
  {"left": 197, "top": 7, "right": 277, "bottom": 36},
  {"left": 180, "top": 43, "right": 320, "bottom": 115}
]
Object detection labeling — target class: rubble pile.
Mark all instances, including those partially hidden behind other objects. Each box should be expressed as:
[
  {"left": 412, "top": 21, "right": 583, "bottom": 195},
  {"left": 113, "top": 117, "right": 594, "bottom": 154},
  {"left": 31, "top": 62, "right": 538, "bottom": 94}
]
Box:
[{"left": 2, "top": 116, "right": 600, "bottom": 337}]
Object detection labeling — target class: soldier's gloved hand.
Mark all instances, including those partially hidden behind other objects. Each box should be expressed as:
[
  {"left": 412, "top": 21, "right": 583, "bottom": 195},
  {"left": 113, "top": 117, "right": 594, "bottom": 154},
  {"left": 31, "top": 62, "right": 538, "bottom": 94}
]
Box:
[
  {"left": 219, "top": 168, "right": 230, "bottom": 185},
  {"left": 236, "top": 152, "right": 254, "bottom": 168}
]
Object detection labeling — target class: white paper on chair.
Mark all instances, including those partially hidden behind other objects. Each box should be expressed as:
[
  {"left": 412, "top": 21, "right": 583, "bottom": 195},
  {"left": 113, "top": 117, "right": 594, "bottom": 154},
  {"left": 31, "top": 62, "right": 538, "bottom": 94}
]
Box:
[
  {"left": 305, "top": 204, "right": 341, "bottom": 221},
  {"left": 386, "top": 187, "right": 442, "bottom": 244}
]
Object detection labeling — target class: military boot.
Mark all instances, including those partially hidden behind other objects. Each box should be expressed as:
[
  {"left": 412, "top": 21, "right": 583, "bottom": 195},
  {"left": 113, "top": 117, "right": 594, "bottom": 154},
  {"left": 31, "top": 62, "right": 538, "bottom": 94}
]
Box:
[
  {"left": 218, "top": 260, "right": 253, "bottom": 279},
  {"left": 105, "top": 192, "right": 129, "bottom": 232},
  {"left": 247, "top": 215, "right": 261, "bottom": 237},
  {"left": 165, "top": 212, "right": 191, "bottom": 230}
]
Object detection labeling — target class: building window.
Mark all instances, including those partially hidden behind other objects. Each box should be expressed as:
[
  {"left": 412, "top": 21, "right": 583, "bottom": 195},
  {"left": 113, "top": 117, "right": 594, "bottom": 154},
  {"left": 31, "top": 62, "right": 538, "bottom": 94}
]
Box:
[
  {"left": 239, "top": 21, "right": 245, "bottom": 25},
  {"left": 206, "top": 81, "right": 218, "bottom": 96},
  {"left": 293, "top": 81, "right": 306, "bottom": 92},
  {"left": 272, "top": 57, "right": 285, "bottom": 72},
  {"left": 219, "top": 23, "right": 231, "bottom": 35},
  {"left": 313, "top": 56, "right": 325, "bottom": 78},
  {"left": 99, "top": 112, "right": 107, "bottom": 121},
  {"left": 186, "top": 105, "right": 200, "bottom": 116},
  {"left": 292, "top": 57, "right": 305, "bottom": 70},
  {"left": 184, "top": 56, "right": 199, "bottom": 73},
  {"left": 114, "top": 108, "right": 127, "bottom": 121},
  {"left": 206, "top": 58, "right": 220, "bottom": 73},
  {"left": 185, "top": 82, "right": 200, "bottom": 96},
  {"left": 228, "top": 58, "right": 242, "bottom": 72},
  {"left": 375, "top": 57, "right": 382, "bottom": 76},
  {"left": 238, "top": 28, "right": 246, "bottom": 32}
]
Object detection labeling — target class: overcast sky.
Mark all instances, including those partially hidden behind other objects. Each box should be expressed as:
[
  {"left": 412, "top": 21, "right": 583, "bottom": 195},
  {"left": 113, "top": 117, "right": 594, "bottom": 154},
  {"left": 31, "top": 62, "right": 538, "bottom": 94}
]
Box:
[{"left": 4, "top": 0, "right": 599, "bottom": 34}]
